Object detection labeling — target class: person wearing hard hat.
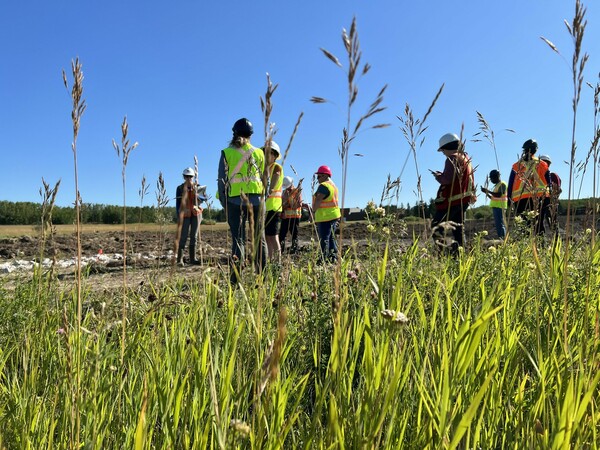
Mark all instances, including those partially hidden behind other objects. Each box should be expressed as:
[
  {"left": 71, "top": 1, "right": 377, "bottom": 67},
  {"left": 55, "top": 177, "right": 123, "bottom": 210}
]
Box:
[
  {"left": 279, "top": 176, "right": 303, "bottom": 253},
  {"left": 539, "top": 154, "right": 562, "bottom": 235},
  {"left": 264, "top": 141, "right": 283, "bottom": 262},
  {"left": 175, "top": 167, "right": 202, "bottom": 266},
  {"left": 217, "top": 118, "right": 267, "bottom": 283},
  {"left": 312, "top": 165, "right": 341, "bottom": 263},
  {"left": 481, "top": 169, "right": 507, "bottom": 239},
  {"left": 507, "top": 139, "right": 551, "bottom": 237},
  {"left": 431, "top": 133, "right": 476, "bottom": 253}
]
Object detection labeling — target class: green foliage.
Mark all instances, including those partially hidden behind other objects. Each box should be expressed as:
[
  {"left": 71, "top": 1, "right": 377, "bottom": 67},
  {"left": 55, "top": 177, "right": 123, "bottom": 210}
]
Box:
[{"left": 1, "top": 234, "right": 599, "bottom": 448}]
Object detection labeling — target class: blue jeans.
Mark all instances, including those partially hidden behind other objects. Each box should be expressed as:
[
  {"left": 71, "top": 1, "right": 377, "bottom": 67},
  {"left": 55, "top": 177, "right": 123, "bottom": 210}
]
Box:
[
  {"left": 492, "top": 207, "right": 506, "bottom": 239},
  {"left": 317, "top": 220, "right": 338, "bottom": 263}
]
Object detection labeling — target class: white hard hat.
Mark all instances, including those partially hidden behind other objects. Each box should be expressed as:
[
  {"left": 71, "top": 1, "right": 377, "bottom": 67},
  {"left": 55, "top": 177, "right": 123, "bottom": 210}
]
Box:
[
  {"left": 438, "top": 133, "right": 460, "bottom": 151},
  {"left": 282, "top": 176, "right": 293, "bottom": 190},
  {"left": 539, "top": 154, "right": 552, "bottom": 164},
  {"left": 269, "top": 141, "right": 281, "bottom": 158},
  {"left": 182, "top": 167, "right": 195, "bottom": 177}
]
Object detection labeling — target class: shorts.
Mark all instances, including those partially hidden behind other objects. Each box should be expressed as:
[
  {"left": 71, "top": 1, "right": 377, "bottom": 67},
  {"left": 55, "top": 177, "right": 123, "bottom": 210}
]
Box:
[{"left": 265, "top": 210, "right": 281, "bottom": 236}]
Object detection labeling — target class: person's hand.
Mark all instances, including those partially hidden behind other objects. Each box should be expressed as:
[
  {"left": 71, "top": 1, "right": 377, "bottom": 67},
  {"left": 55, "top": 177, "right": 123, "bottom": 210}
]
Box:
[{"left": 480, "top": 187, "right": 487, "bottom": 194}]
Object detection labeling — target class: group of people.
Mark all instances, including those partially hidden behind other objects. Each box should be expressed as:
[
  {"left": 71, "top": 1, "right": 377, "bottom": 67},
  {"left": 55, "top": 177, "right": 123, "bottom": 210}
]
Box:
[
  {"left": 176, "top": 125, "right": 563, "bottom": 275},
  {"left": 432, "top": 133, "right": 562, "bottom": 253},
  {"left": 175, "top": 117, "right": 341, "bottom": 283}
]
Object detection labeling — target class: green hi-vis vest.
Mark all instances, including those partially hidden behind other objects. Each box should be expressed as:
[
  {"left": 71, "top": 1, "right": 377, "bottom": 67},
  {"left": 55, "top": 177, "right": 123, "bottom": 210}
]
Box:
[
  {"left": 489, "top": 181, "right": 508, "bottom": 209},
  {"left": 266, "top": 163, "right": 283, "bottom": 212},
  {"left": 314, "top": 180, "right": 341, "bottom": 223},
  {"left": 223, "top": 144, "right": 265, "bottom": 197}
]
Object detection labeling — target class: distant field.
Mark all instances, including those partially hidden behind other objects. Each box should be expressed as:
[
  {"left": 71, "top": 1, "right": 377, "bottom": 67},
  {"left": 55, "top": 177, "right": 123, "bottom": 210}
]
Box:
[{"left": 0, "top": 222, "right": 230, "bottom": 237}]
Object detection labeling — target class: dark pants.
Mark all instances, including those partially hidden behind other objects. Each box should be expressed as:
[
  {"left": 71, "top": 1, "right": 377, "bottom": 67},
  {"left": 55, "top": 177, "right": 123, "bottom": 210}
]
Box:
[
  {"left": 179, "top": 216, "right": 199, "bottom": 252},
  {"left": 317, "top": 220, "right": 338, "bottom": 263},
  {"left": 431, "top": 203, "right": 468, "bottom": 251},
  {"left": 227, "top": 202, "right": 267, "bottom": 281},
  {"left": 279, "top": 217, "right": 300, "bottom": 251},
  {"left": 514, "top": 197, "right": 550, "bottom": 236}
]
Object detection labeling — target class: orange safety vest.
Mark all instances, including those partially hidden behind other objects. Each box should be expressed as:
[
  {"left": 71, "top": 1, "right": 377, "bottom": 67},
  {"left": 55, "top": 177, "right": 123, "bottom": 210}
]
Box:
[
  {"left": 282, "top": 187, "right": 302, "bottom": 219},
  {"left": 510, "top": 158, "right": 549, "bottom": 202}
]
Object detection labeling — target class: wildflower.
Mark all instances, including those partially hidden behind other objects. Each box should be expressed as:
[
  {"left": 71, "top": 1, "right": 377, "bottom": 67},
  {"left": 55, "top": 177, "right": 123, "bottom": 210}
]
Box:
[
  {"left": 347, "top": 270, "right": 358, "bottom": 282},
  {"left": 514, "top": 216, "right": 524, "bottom": 224},
  {"left": 56, "top": 328, "right": 66, "bottom": 335},
  {"left": 367, "top": 224, "right": 376, "bottom": 233},
  {"left": 489, "top": 246, "right": 497, "bottom": 254},
  {"left": 585, "top": 228, "right": 592, "bottom": 235},
  {"left": 382, "top": 227, "right": 390, "bottom": 235},
  {"left": 370, "top": 290, "right": 377, "bottom": 299},
  {"left": 380, "top": 309, "right": 409, "bottom": 325},
  {"left": 230, "top": 419, "right": 251, "bottom": 437},
  {"left": 528, "top": 263, "right": 536, "bottom": 270}
]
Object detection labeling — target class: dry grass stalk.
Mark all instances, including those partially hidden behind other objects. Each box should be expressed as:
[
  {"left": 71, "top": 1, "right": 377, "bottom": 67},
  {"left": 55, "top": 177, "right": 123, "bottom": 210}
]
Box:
[
  {"left": 398, "top": 84, "right": 444, "bottom": 226},
  {"left": 542, "top": 0, "right": 589, "bottom": 350},
  {"left": 258, "top": 306, "right": 287, "bottom": 397},
  {"left": 379, "top": 174, "right": 401, "bottom": 206},
  {"left": 39, "top": 178, "right": 61, "bottom": 287},
  {"left": 62, "top": 57, "right": 86, "bottom": 449},
  {"left": 313, "top": 16, "right": 389, "bottom": 267},
  {"left": 155, "top": 172, "right": 170, "bottom": 269},
  {"left": 112, "top": 115, "right": 139, "bottom": 363}
]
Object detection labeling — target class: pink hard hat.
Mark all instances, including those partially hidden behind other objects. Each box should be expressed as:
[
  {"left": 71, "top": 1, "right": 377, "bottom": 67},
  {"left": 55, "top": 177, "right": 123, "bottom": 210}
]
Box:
[{"left": 315, "top": 165, "right": 332, "bottom": 176}]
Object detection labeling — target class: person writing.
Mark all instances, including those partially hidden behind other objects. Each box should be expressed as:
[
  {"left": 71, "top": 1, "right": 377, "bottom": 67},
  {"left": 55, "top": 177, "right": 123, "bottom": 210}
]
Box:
[
  {"left": 431, "top": 133, "right": 476, "bottom": 254},
  {"left": 481, "top": 169, "right": 507, "bottom": 239},
  {"left": 175, "top": 167, "right": 202, "bottom": 266}
]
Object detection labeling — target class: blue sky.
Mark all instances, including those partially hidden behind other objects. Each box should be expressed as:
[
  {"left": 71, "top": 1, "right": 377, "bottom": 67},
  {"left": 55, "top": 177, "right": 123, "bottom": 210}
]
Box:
[{"left": 1, "top": 0, "right": 599, "bottom": 210}]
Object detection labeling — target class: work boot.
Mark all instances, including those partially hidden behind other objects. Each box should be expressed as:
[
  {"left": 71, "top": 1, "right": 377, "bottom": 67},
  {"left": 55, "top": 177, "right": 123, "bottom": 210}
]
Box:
[
  {"left": 291, "top": 238, "right": 299, "bottom": 253},
  {"left": 189, "top": 245, "right": 201, "bottom": 265},
  {"left": 176, "top": 249, "right": 185, "bottom": 267}
]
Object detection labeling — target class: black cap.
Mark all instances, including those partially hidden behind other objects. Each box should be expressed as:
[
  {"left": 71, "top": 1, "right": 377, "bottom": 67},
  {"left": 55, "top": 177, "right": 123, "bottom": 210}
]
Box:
[
  {"left": 522, "top": 139, "right": 538, "bottom": 152},
  {"left": 232, "top": 118, "right": 253, "bottom": 138}
]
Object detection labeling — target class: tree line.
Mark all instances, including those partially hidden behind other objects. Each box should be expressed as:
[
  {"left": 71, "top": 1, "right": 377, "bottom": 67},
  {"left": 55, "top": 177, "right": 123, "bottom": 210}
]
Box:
[
  {"left": 0, "top": 201, "right": 226, "bottom": 226},
  {"left": 0, "top": 198, "right": 591, "bottom": 226}
]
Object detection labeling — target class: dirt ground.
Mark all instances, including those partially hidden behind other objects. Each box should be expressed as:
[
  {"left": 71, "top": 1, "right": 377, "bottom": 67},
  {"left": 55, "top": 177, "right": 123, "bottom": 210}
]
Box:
[{"left": 0, "top": 216, "right": 593, "bottom": 290}]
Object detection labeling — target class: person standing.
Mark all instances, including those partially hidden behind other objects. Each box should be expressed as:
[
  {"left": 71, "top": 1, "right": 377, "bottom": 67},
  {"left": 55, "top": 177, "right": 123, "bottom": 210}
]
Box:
[
  {"left": 176, "top": 167, "right": 202, "bottom": 266},
  {"left": 264, "top": 141, "right": 283, "bottom": 262},
  {"left": 279, "top": 176, "right": 302, "bottom": 253},
  {"left": 481, "top": 169, "right": 507, "bottom": 239},
  {"left": 431, "top": 133, "right": 476, "bottom": 253},
  {"left": 507, "top": 139, "right": 551, "bottom": 237},
  {"left": 217, "top": 118, "right": 267, "bottom": 284},
  {"left": 539, "top": 154, "right": 562, "bottom": 234},
  {"left": 312, "top": 165, "right": 341, "bottom": 263}
]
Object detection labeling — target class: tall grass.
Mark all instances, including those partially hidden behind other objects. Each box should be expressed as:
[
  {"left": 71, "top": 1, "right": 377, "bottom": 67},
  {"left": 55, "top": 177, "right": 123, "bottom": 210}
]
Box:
[{"left": 112, "top": 116, "right": 139, "bottom": 363}]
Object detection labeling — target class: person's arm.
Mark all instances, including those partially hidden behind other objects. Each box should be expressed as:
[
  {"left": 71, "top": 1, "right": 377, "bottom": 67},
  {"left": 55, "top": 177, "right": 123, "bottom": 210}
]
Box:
[
  {"left": 217, "top": 151, "right": 227, "bottom": 208},
  {"left": 268, "top": 165, "right": 282, "bottom": 196},
  {"left": 435, "top": 158, "right": 455, "bottom": 185},
  {"left": 507, "top": 170, "right": 516, "bottom": 201}
]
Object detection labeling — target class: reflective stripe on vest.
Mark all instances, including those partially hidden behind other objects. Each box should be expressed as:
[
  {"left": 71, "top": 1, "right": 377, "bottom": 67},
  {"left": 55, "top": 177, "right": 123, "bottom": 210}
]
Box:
[
  {"left": 489, "top": 181, "right": 508, "bottom": 209},
  {"left": 435, "top": 154, "right": 476, "bottom": 206},
  {"left": 223, "top": 144, "right": 264, "bottom": 197},
  {"left": 266, "top": 163, "right": 283, "bottom": 212},
  {"left": 314, "top": 180, "right": 341, "bottom": 223},
  {"left": 283, "top": 187, "right": 302, "bottom": 218},
  {"left": 511, "top": 158, "right": 549, "bottom": 202}
]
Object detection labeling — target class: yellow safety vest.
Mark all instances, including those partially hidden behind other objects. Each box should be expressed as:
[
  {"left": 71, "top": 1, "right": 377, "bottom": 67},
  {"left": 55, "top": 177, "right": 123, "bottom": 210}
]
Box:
[
  {"left": 314, "top": 180, "right": 341, "bottom": 223},
  {"left": 489, "top": 181, "right": 508, "bottom": 209},
  {"left": 266, "top": 163, "right": 283, "bottom": 212},
  {"left": 223, "top": 144, "right": 264, "bottom": 197}
]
